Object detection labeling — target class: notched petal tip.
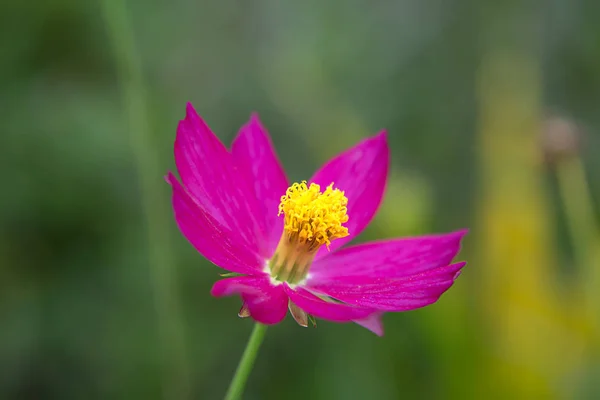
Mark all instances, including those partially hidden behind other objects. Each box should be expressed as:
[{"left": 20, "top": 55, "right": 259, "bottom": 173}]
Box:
[
  {"left": 249, "top": 112, "right": 261, "bottom": 123},
  {"left": 185, "top": 102, "right": 198, "bottom": 118},
  {"left": 179, "top": 102, "right": 213, "bottom": 138},
  {"left": 451, "top": 261, "right": 467, "bottom": 280},
  {"left": 369, "top": 130, "right": 389, "bottom": 149},
  {"left": 354, "top": 130, "right": 388, "bottom": 155},
  {"left": 454, "top": 228, "right": 469, "bottom": 238},
  {"left": 239, "top": 112, "right": 268, "bottom": 138},
  {"left": 451, "top": 229, "right": 469, "bottom": 257},
  {"left": 374, "top": 129, "right": 388, "bottom": 140},
  {"left": 165, "top": 171, "right": 176, "bottom": 184}
]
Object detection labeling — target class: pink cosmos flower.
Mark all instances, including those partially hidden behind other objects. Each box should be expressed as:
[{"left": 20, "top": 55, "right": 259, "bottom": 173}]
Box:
[{"left": 167, "top": 103, "right": 467, "bottom": 336}]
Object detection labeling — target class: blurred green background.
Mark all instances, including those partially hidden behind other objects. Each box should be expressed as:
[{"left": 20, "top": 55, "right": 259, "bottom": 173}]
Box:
[{"left": 2, "top": 0, "right": 600, "bottom": 399}]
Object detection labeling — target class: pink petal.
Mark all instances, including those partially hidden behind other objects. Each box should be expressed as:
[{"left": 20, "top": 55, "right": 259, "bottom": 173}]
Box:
[
  {"left": 353, "top": 313, "right": 384, "bottom": 336},
  {"left": 211, "top": 276, "right": 288, "bottom": 325},
  {"left": 309, "top": 230, "right": 467, "bottom": 280},
  {"left": 231, "top": 114, "right": 289, "bottom": 257},
  {"left": 167, "top": 172, "right": 264, "bottom": 275},
  {"left": 284, "top": 284, "right": 375, "bottom": 322},
  {"left": 174, "top": 104, "right": 269, "bottom": 255},
  {"left": 310, "top": 131, "right": 389, "bottom": 259},
  {"left": 307, "top": 262, "right": 466, "bottom": 311}
]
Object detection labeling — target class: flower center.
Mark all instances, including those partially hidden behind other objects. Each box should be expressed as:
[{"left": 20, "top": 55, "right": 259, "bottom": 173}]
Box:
[{"left": 268, "top": 181, "right": 349, "bottom": 283}]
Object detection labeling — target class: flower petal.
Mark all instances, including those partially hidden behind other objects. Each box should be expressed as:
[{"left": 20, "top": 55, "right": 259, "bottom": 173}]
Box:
[
  {"left": 309, "top": 230, "right": 467, "bottom": 280},
  {"left": 211, "top": 276, "right": 288, "bottom": 325},
  {"left": 307, "top": 262, "right": 466, "bottom": 311},
  {"left": 284, "top": 284, "right": 375, "bottom": 322},
  {"left": 174, "top": 104, "right": 268, "bottom": 254},
  {"left": 310, "top": 131, "right": 389, "bottom": 258},
  {"left": 167, "top": 172, "right": 264, "bottom": 274},
  {"left": 231, "top": 114, "right": 289, "bottom": 257}
]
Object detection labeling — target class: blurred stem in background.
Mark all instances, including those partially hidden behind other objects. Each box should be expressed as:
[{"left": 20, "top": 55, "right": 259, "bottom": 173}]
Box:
[
  {"left": 555, "top": 155, "right": 600, "bottom": 333},
  {"left": 99, "top": 0, "right": 190, "bottom": 398}
]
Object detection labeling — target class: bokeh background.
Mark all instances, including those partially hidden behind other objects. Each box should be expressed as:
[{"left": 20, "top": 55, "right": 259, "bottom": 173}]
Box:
[{"left": 2, "top": 0, "right": 600, "bottom": 399}]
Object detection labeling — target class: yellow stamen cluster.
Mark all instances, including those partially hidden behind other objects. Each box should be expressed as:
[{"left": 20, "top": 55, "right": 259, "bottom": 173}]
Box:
[
  {"left": 278, "top": 181, "right": 349, "bottom": 250},
  {"left": 269, "top": 181, "right": 349, "bottom": 284}
]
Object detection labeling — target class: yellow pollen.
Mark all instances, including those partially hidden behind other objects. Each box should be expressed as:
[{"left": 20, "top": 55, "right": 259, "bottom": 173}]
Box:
[{"left": 278, "top": 181, "right": 349, "bottom": 250}]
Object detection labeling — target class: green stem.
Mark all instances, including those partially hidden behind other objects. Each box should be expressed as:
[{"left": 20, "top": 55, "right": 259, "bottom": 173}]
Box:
[
  {"left": 225, "top": 324, "right": 268, "bottom": 400},
  {"left": 100, "top": 0, "right": 190, "bottom": 398}
]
